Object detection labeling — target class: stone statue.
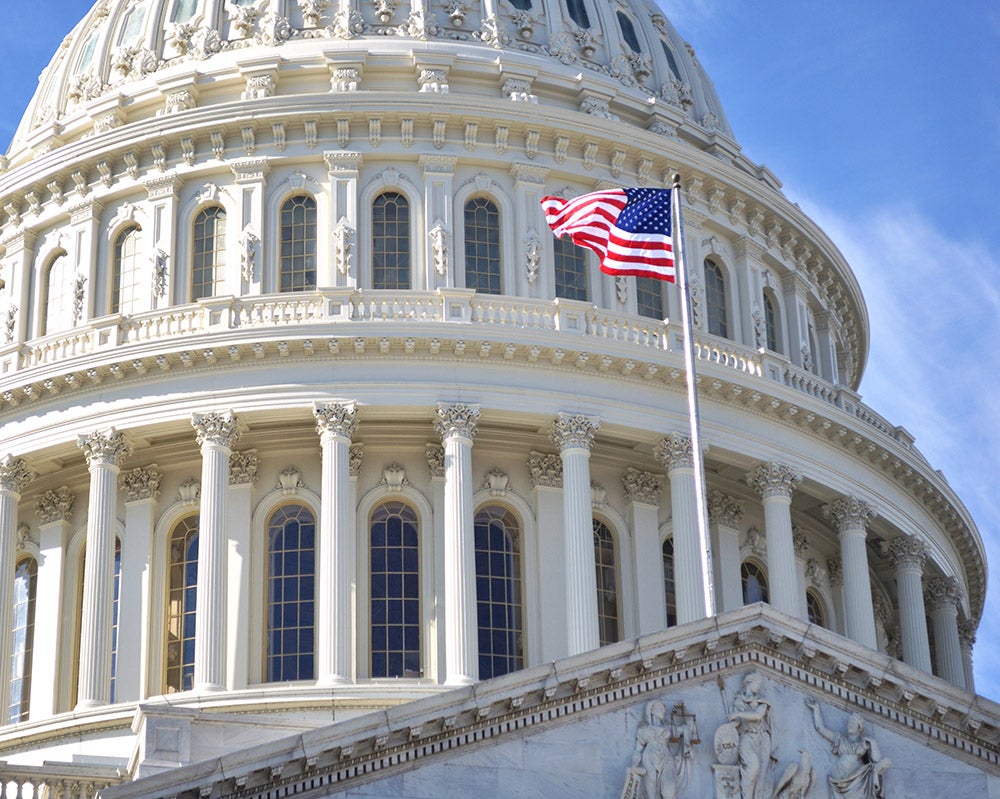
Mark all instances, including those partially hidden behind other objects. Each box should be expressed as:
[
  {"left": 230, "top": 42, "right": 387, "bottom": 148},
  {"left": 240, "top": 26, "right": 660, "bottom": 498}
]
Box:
[
  {"left": 726, "top": 671, "right": 773, "bottom": 799},
  {"left": 805, "top": 699, "right": 890, "bottom": 798},
  {"left": 621, "top": 699, "right": 697, "bottom": 799}
]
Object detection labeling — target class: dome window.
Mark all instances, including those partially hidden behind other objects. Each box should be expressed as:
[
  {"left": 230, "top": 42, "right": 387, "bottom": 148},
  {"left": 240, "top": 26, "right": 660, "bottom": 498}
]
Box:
[
  {"left": 741, "top": 561, "right": 769, "bottom": 605},
  {"left": 8, "top": 559, "right": 37, "bottom": 723},
  {"left": 170, "top": 0, "right": 200, "bottom": 24},
  {"left": 594, "top": 519, "right": 620, "bottom": 645},
  {"left": 474, "top": 506, "right": 524, "bottom": 679},
  {"left": 266, "top": 505, "right": 317, "bottom": 682},
  {"left": 704, "top": 258, "right": 729, "bottom": 338},
  {"left": 662, "top": 538, "right": 677, "bottom": 627},
  {"left": 660, "top": 40, "right": 682, "bottom": 80},
  {"left": 372, "top": 192, "right": 411, "bottom": 290},
  {"left": 41, "top": 252, "right": 73, "bottom": 336},
  {"left": 554, "top": 234, "right": 589, "bottom": 302},
  {"left": 111, "top": 225, "right": 144, "bottom": 315},
  {"left": 369, "top": 502, "right": 421, "bottom": 679},
  {"left": 165, "top": 515, "right": 199, "bottom": 693},
  {"left": 279, "top": 196, "right": 317, "bottom": 292},
  {"left": 763, "top": 291, "right": 780, "bottom": 352},
  {"left": 566, "top": 0, "right": 591, "bottom": 29},
  {"left": 464, "top": 197, "right": 502, "bottom": 295},
  {"left": 192, "top": 206, "right": 226, "bottom": 300},
  {"left": 117, "top": 0, "right": 150, "bottom": 47},
  {"left": 636, "top": 276, "right": 666, "bottom": 320},
  {"left": 509, "top": 0, "right": 533, "bottom": 9},
  {"left": 617, "top": 11, "right": 642, "bottom": 53},
  {"left": 73, "top": 29, "right": 100, "bottom": 77}
]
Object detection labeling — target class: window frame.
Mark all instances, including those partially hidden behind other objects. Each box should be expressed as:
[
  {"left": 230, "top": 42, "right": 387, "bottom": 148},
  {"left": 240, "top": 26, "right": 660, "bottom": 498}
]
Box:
[{"left": 473, "top": 504, "right": 525, "bottom": 679}]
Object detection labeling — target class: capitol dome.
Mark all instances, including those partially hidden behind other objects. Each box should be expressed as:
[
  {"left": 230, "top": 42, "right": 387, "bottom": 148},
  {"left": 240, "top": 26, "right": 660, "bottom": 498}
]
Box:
[{"left": 0, "top": 2, "right": 992, "bottom": 797}]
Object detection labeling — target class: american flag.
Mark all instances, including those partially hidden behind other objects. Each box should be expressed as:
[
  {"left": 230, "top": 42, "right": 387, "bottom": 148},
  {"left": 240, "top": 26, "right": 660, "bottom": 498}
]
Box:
[{"left": 540, "top": 188, "right": 675, "bottom": 281}]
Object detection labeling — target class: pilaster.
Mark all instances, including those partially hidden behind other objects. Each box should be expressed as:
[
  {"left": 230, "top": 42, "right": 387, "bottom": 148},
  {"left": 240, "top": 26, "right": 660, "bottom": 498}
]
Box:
[
  {"left": 227, "top": 450, "right": 257, "bottom": 690},
  {"left": 622, "top": 467, "right": 666, "bottom": 634},
  {"left": 707, "top": 490, "right": 743, "bottom": 613},
  {"left": 527, "top": 451, "right": 566, "bottom": 661}
]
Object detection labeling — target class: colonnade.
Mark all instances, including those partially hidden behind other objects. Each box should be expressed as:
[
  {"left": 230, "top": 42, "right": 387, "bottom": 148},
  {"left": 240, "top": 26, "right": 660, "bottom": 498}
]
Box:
[{"left": 0, "top": 407, "right": 976, "bottom": 725}]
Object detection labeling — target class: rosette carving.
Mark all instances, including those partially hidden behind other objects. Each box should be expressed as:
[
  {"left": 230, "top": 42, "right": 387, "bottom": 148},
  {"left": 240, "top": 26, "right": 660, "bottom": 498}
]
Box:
[
  {"left": 622, "top": 467, "right": 663, "bottom": 505},
  {"left": 121, "top": 465, "right": 161, "bottom": 502},
  {"left": 746, "top": 461, "right": 801, "bottom": 500},
  {"left": 314, "top": 401, "right": 359, "bottom": 439},
  {"left": 78, "top": 429, "right": 132, "bottom": 467},
  {"left": 0, "top": 455, "right": 33, "bottom": 494},
  {"left": 707, "top": 490, "right": 743, "bottom": 528},
  {"left": 35, "top": 486, "right": 74, "bottom": 524},
  {"left": 192, "top": 411, "right": 241, "bottom": 449},
  {"left": 527, "top": 451, "right": 562, "bottom": 488},
  {"left": 550, "top": 413, "right": 599, "bottom": 452},
  {"left": 435, "top": 403, "right": 480, "bottom": 440},
  {"left": 887, "top": 534, "right": 927, "bottom": 571}
]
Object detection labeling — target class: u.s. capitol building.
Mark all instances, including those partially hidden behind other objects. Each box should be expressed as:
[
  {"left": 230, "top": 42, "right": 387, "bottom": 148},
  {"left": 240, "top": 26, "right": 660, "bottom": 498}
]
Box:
[{"left": 0, "top": 1, "right": 995, "bottom": 797}]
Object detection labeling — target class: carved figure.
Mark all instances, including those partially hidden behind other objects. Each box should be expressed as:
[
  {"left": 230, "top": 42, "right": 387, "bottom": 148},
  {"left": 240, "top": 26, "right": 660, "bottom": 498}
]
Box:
[
  {"left": 727, "top": 672, "right": 773, "bottom": 799},
  {"left": 805, "top": 700, "right": 889, "bottom": 799},
  {"left": 621, "top": 700, "right": 697, "bottom": 799},
  {"left": 773, "top": 749, "right": 814, "bottom": 799}
]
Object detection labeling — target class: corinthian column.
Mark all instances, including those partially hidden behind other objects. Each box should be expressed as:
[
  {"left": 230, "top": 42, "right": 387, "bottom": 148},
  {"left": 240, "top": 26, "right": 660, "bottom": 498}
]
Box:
[
  {"left": 824, "top": 496, "right": 877, "bottom": 649},
  {"left": 313, "top": 401, "right": 359, "bottom": 685},
  {"left": 925, "top": 576, "right": 966, "bottom": 689},
  {"left": 655, "top": 433, "right": 708, "bottom": 624},
  {"left": 887, "top": 534, "right": 932, "bottom": 672},
  {"left": 436, "top": 403, "right": 481, "bottom": 684},
  {"left": 958, "top": 618, "right": 976, "bottom": 694},
  {"left": 747, "top": 462, "right": 802, "bottom": 619},
  {"left": 552, "top": 413, "right": 601, "bottom": 654},
  {"left": 191, "top": 411, "right": 240, "bottom": 692},
  {"left": 0, "top": 456, "right": 33, "bottom": 720},
  {"left": 77, "top": 430, "right": 131, "bottom": 708}
]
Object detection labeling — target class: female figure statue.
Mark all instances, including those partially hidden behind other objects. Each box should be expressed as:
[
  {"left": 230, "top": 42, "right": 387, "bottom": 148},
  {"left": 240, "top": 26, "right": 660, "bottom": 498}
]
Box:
[
  {"left": 622, "top": 700, "right": 695, "bottom": 799},
  {"left": 805, "top": 699, "right": 890, "bottom": 798},
  {"left": 726, "top": 671, "right": 773, "bottom": 799}
]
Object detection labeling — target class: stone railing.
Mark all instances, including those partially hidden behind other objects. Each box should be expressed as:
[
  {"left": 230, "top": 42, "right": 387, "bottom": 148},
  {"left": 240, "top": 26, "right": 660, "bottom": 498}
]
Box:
[
  {"left": 0, "top": 289, "right": 913, "bottom": 449},
  {"left": 0, "top": 761, "right": 126, "bottom": 798}
]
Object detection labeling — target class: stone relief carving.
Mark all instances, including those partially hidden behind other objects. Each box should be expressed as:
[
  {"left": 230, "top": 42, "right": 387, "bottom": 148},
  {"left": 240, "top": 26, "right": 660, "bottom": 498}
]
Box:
[
  {"left": 5, "top": 305, "right": 17, "bottom": 343},
  {"left": 333, "top": 217, "right": 356, "bottom": 276},
  {"left": 227, "top": 0, "right": 266, "bottom": 39},
  {"left": 523, "top": 229, "right": 541, "bottom": 284},
  {"left": 429, "top": 220, "right": 449, "bottom": 277},
  {"left": 35, "top": 486, "right": 75, "bottom": 524},
  {"left": 374, "top": 0, "right": 399, "bottom": 24},
  {"left": 381, "top": 462, "right": 407, "bottom": 491},
  {"left": 229, "top": 449, "right": 259, "bottom": 485},
  {"left": 716, "top": 671, "right": 774, "bottom": 799},
  {"left": 621, "top": 700, "right": 699, "bottom": 799},
  {"left": 526, "top": 451, "right": 562, "bottom": 488},
  {"left": 332, "top": 67, "right": 360, "bottom": 92},
  {"left": 616, "top": 275, "right": 628, "bottom": 303},
  {"left": 297, "top": 0, "right": 330, "bottom": 29},
  {"left": 240, "top": 226, "right": 259, "bottom": 283},
  {"left": 483, "top": 467, "right": 509, "bottom": 497},
  {"left": 805, "top": 699, "right": 889, "bottom": 798},
  {"left": 152, "top": 247, "right": 169, "bottom": 297},
  {"left": 277, "top": 466, "right": 303, "bottom": 495},
  {"left": 16, "top": 522, "right": 35, "bottom": 552},
  {"left": 425, "top": 443, "right": 444, "bottom": 478},
  {"left": 418, "top": 69, "right": 449, "bottom": 93},
  {"left": 120, "top": 465, "right": 161, "bottom": 503},
  {"left": 349, "top": 443, "right": 364, "bottom": 477},
  {"left": 178, "top": 478, "right": 200, "bottom": 507},
  {"left": 772, "top": 749, "right": 814, "bottom": 799}
]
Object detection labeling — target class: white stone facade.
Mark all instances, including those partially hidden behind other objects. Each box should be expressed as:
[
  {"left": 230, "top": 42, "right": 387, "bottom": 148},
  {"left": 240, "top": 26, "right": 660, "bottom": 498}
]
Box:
[{"left": 0, "top": 2, "right": 992, "bottom": 796}]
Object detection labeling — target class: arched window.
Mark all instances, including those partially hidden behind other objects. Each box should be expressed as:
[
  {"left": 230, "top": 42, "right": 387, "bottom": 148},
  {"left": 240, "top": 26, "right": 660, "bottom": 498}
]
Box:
[
  {"left": 763, "top": 292, "right": 779, "bottom": 352},
  {"left": 741, "top": 561, "right": 769, "bottom": 605},
  {"left": 8, "top": 559, "right": 37, "bottom": 723},
  {"left": 474, "top": 506, "right": 523, "bottom": 678},
  {"left": 370, "top": 502, "right": 420, "bottom": 678},
  {"left": 636, "top": 277, "right": 666, "bottom": 320},
  {"left": 662, "top": 538, "right": 677, "bottom": 627},
  {"left": 192, "top": 206, "right": 226, "bottom": 300},
  {"left": 372, "top": 192, "right": 411, "bottom": 290},
  {"left": 617, "top": 12, "right": 642, "bottom": 52},
  {"left": 806, "top": 589, "right": 825, "bottom": 627},
  {"left": 808, "top": 325, "right": 821, "bottom": 375},
  {"left": 111, "top": 225, "right": 143, "bottom": 315},
  {"left": 165, "top": 515, "right": 199, "bottom": 693},
  {"left": 704, "top": 258, "right": 728, "bottom": 338},
  {"left": 266, "top": 504, "right": 316, "bottom": 682},
  {"left": 42, "top": 253, "right": 74, "bottom": 335},
  {"left": 593, "top": 519, "right": 619, "bottom": 645},
  {"left": 661, "top": 41, "right": 681, "bottom": 80},
  {"left": 566, "top": 0, "right": 591, "bottom": 29},
  {"left": 553, "top": 234, "right": 589, "bottom": 302},
  {"left": 117, "top": 0, "right": 149, "bottom": 46},
  {"left": 110, "top": 542, "right": 121, "bottom": 703},
  {"left": 171, "top": 0, "right": 199, "bottom": 23},
  {"left": 279, "top": 196, "right": 317, "bottom": 292},
  {"left": 464, "top": 198, "right": 502, "bottom": 294}
]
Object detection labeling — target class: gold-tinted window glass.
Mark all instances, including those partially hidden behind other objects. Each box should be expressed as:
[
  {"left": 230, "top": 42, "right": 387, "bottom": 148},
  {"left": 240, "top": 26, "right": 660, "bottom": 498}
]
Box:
[{"left": 165, "top": 515, "right": 199, "bottom": 693}]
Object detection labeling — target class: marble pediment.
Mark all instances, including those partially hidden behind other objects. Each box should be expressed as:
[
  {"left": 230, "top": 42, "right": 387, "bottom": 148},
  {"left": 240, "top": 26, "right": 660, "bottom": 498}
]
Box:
[{"left": 104, "top": 605, "right": 1000, "bottom": 799}]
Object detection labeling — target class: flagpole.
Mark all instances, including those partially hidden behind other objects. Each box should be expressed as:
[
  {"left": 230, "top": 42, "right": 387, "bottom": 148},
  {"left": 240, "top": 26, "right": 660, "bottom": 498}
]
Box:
[{"left": 671, "top": 173, "right": 716, "bottom": 619}]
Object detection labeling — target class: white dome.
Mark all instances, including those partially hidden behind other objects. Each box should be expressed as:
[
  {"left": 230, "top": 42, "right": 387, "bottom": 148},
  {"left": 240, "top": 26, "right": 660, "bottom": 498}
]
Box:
[{"left": 11, "top": 0, "right": 734, "bottom": 158}]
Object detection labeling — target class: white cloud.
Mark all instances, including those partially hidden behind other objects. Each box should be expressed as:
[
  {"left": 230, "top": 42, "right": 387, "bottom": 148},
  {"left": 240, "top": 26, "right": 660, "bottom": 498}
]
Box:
[{"left": 800, "top": 195, "right": 1000, "bottom": 698}]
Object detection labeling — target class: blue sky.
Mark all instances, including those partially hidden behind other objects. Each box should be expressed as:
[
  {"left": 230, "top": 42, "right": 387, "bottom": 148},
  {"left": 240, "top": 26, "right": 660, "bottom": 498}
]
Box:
[{"left": 1, "top": 3, "right": 998, "bottom": 698}]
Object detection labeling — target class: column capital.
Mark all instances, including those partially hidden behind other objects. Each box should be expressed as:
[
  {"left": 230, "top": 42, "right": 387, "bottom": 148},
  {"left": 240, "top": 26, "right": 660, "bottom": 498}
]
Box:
[
  {"left": 792, "top": 526, "right": 809, "bottom": 558},
  {"left": 622, "top": 467, "right": 663, "bottom": 505},
  {"left": 121, "top": 465, "right": 162, "bottom": 502},
  {"left": 192, "top": 411, "right": 241, "bottom": 449},
  {"left": 229, "top": 450, "right": 259, "bottom": 486},
  {"left": 349, "top": 443, "right": 364, "bottom": 477},
  {"left": 823, "top": 495, "right": 875, "bottom": 533},
  {"left": 826, "top": 558, "right": 843, "bottom": 586},
  {"left": 925, "top": 576, "right": 962, "bottom": 613},
  {"left": 425, "top": 443, "right": 445, "bottom": 478},
  {"left": 35, "top": 486, "right": 75, "bottom": 524},
  {"left": 551, "top": 413, "right": 600, "bottom": 452},
  {"left": 707, "top": 489, "right": 743, "bottom": 528},
  {"left": 0, "top": 455, "right": 34, "bottom": 494},
  {"left": 527, "top": 451, "right": 562, "bottom": 488},
  {"left": 958, "top": 618, "right": 977, "bottom": 649},
  {"left": 653, "top": 432, "right": 692, "bottom": 471},
  {"left": 78, "top": 429, "right": 132, "bottom": 467},
  {"left": 314, "top": 401, "right": 359, "bottom": 439},
  {"left": 435, "top": 403, "right": 481, "bottom": 440},
  {"left": 746, "top": 461, "right": 801, "bottom": 500},
  {"left": 887, "top": 534, "right": 927, "bottom": 571}
]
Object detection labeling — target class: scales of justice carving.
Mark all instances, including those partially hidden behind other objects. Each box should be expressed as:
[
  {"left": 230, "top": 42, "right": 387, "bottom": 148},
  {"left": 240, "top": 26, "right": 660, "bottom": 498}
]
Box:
[{"left": 621, "top": 672, "right": 890, "bottom": 799}]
